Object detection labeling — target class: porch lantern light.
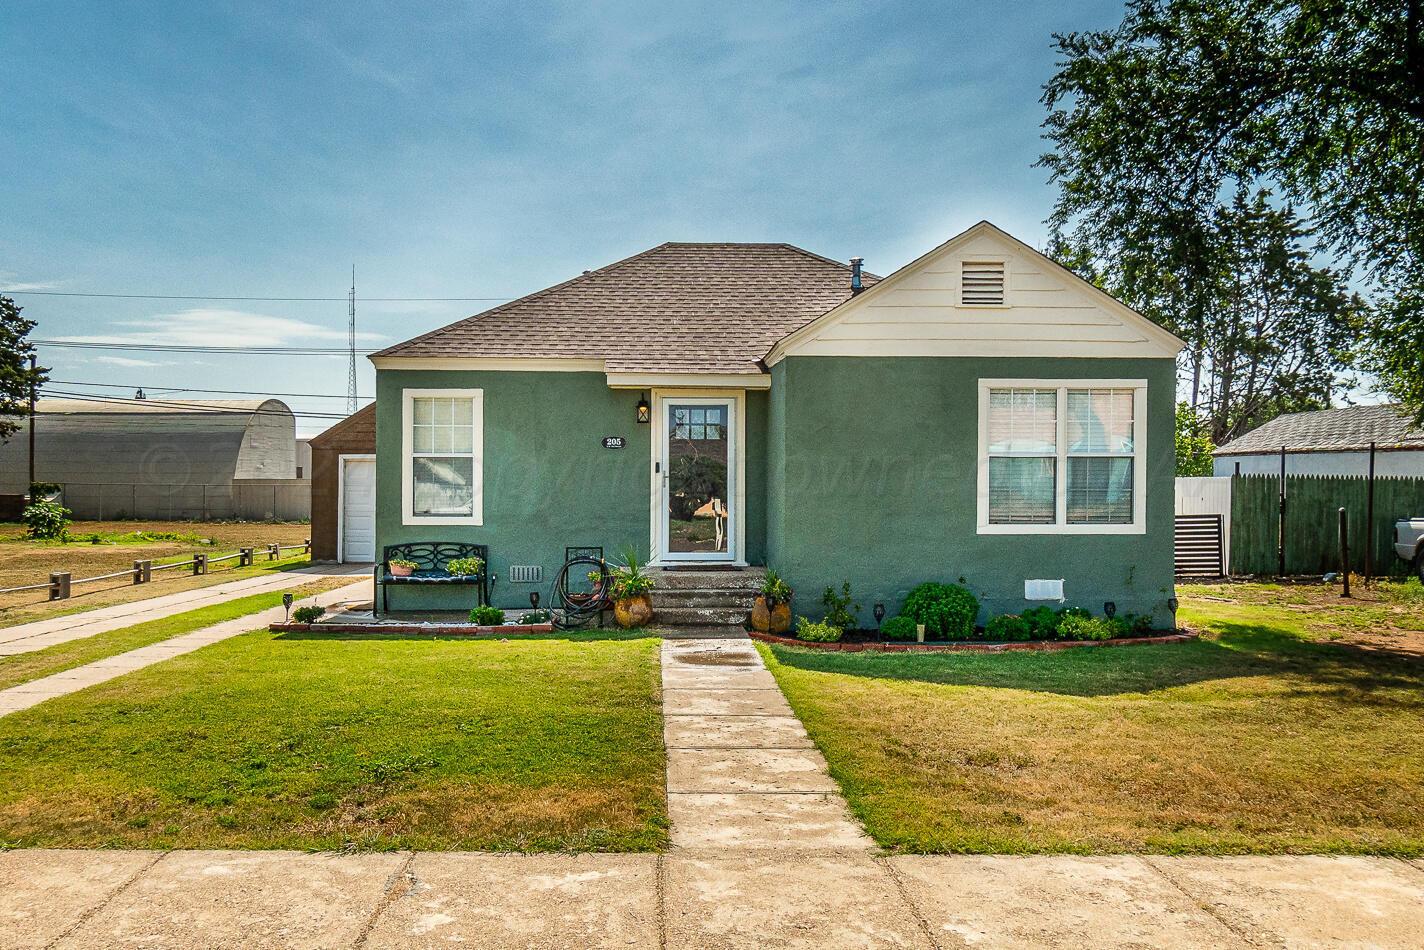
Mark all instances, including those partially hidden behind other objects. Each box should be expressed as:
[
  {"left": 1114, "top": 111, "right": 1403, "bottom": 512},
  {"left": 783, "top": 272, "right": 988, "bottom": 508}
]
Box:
[
  {"left": 873, "top": 603, "right": 886, "bottom": 626},
  {"left": 636, "top": 397, "right": 650, "bottom": 424},
  {"left": 1103, "top": 601, "right": 1116, "bottom": 618}
]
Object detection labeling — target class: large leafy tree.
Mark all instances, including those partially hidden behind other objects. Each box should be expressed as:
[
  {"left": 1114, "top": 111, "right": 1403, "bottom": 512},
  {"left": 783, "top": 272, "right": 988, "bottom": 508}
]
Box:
[
  {"left": 0, "top": 295, "right": 45, "bottom": 442},
  {"left": 1040, "top": 0, "right": 1424, "bottom": 419}
]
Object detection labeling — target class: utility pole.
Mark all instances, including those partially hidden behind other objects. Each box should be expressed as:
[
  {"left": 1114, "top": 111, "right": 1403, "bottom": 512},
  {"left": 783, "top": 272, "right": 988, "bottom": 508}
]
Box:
[
  {"left": 347, "top": 265, "right": 358, "bottom": 414},
  {"left": 27, "top": 353, "right": 36, "bottom": 492}
]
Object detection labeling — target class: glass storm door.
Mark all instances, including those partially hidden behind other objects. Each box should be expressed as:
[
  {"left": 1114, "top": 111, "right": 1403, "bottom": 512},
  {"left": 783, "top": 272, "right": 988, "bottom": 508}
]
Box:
[{"left": 661, "top": 398, "right": 735, "bottom": 561}]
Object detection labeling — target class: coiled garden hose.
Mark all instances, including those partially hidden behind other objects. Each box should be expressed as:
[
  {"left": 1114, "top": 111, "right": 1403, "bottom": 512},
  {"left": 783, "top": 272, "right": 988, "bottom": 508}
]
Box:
[{"left": 551, "top": 556, "right": 612, "bottom": 629}]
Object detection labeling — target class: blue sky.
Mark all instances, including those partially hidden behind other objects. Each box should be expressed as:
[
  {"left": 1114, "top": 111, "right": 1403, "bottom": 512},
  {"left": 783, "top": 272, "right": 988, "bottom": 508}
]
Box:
[{"left": 1, "top": 0, "right": 1128, "bottom": 434}]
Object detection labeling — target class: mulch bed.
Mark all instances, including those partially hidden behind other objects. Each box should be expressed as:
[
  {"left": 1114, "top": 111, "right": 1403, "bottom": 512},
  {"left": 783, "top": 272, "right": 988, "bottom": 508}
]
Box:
[
  {"left": 749, "top": 629, "right": 1196, "bottom": 653},
  {"left": 269, "top": 622, "right": 555, "bottom": 635}
]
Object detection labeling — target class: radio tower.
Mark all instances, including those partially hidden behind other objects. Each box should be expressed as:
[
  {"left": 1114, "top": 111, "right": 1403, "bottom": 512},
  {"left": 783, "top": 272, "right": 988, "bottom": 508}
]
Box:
[{"left": 346, "top": 265, "right": 358, "bottom": 413}]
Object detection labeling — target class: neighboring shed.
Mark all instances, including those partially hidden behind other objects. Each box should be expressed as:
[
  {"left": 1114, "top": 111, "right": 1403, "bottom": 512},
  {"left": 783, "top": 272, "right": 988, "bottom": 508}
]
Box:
[
  {"left": 309, "top": 403, "right": 376, "bottom": 562},
  {"left": 1213, "top": 404, "right": 1424, "bottom": 477},
  {"left": 0, "top": 396, "right": 308, "bottom": 520}
]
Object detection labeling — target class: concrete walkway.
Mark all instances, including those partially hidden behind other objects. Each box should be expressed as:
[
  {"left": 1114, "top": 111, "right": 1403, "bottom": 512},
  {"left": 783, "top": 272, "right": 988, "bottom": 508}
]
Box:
[
  {"left": 0, "top": 578, "right": 371, "bottom": 719},
  {"left": 0, "top": 563, "right": 369, "bottom": 657}
]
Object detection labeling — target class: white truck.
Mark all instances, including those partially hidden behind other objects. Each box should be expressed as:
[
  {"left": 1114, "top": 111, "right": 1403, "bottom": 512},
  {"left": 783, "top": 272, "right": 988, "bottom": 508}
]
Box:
[{"left": 1396, "top": 518, "right": 1424, "bottom": 582}]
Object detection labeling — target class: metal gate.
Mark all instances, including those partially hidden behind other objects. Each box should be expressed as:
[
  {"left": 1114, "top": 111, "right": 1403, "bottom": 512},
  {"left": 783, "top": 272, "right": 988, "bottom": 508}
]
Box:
[{"left": 1175, "top": 514, "right": 1225, "bottom": 577}]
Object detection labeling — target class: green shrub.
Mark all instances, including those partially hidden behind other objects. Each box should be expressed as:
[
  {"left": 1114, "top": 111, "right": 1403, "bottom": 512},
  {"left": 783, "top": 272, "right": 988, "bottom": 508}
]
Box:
[
  {"left": 880, "top": 615, "right": 919, "bottom": 641},
  {"left": 985, "top": 613, "right": 1032, "bottom": 641},
  {"left": 1020, "top": 605, "right": 1059, "bottom": 639},
  {"left": 796, "top": 617, "right": 843, "bottom": 642},
  {"left": 760, "top": 568, "right": 793, "bottom": 605},
  {"left": 292, "top": 605, "right": 325, "bottom": 624},
  {"left": 902, "top": 582, "right": 979, "bottom": 639},
  {"left": 444, "top": 556, "right": 484, "bottom": 576},
  {"left": 1121, "top": 613, "right": 1154, "bottom": 636},
  {"left": 1054, "top": 606, "right": 1092, "bottom": 639},
  {"left": 820, "top": 582, "right": 860, "bottom": 631},
  {"left": 1057, "top": 614, "right": 1116, "bottom": 641},
  {"left": 468, "top": 605, "right": 506, "bottom": 625},
  {"left": 518, "top": 609, "right": 552, "bottom": 625},
  {"left": 21, "top": 499, "right": 72, "bottom": 540}
]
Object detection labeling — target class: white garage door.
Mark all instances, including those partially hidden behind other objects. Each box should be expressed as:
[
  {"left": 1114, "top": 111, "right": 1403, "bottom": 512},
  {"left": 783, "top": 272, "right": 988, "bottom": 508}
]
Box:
[{"left": 341, "top": 457, "right": 377, "bottom": 563}]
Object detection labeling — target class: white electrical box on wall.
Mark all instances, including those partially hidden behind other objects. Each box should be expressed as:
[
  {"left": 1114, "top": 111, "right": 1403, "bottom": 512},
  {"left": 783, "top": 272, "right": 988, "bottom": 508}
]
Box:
[{"left": 1024, "top": 579, "right": 1065, "bottom": 602}]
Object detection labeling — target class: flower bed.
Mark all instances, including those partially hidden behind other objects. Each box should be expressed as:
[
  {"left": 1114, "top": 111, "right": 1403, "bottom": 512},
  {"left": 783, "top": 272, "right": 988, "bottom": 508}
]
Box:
[
  {"left": 269, "top": 621, "right": 555, "bottom": 635},
  {"left": 750, "top": 629, "right": 1196, "bottom": 652}
]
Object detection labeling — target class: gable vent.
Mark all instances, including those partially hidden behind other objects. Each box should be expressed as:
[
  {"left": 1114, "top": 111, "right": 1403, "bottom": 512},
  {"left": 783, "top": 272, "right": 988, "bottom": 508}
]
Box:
[{"left": 961, "top": 261, "right": 1006, "bottom": 305}]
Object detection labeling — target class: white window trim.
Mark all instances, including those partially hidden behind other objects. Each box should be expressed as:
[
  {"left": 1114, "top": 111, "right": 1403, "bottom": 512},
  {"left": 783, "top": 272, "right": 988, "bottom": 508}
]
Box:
[
  {"left": 402, "top": 388, "right": 484, "bottom": 526},
  {"left": 956, "top": 254, "right": 1011, "bottom": 309},
  {"left": 976, "top": 378, "right": 1147, "bottom": 535}
]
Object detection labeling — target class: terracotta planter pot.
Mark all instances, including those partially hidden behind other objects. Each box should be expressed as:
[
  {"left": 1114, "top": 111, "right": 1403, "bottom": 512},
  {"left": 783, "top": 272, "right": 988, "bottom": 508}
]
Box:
[
  {"left": 613, "top": 594, "right": 653, "bottom": 628},
  {"left": 751, "top": 596, "right": 792, "bottom": 634},
  {"left": 389, "top": 563, "right": 414, "bottom": 577}
]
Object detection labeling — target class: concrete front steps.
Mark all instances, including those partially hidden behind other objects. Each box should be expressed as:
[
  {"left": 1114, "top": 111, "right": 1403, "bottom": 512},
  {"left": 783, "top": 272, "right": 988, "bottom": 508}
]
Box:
[{"left": 650, "top": 567, "right": 764, "bottom": 629}]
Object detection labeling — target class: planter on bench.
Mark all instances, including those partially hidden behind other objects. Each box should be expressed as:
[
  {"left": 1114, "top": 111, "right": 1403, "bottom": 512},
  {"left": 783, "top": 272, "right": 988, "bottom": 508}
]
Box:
[{"left": 374, "top": 542, "right": 490, "bottom": 618}]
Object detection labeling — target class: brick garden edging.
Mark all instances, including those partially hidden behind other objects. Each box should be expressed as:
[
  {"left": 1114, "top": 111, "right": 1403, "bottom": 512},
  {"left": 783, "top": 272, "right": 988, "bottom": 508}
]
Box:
[
  {"left": 268, "top": 622, "right": 555, "bottom": 635},
  {"left": 748, "top": 629, "right": 1197, "bottom": 653}
]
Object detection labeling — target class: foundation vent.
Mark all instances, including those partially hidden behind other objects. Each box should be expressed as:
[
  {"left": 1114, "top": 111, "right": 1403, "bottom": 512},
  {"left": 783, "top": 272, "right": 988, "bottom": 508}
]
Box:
[{"left": 509, "top": 565, "right": 543, "bottom": 584}]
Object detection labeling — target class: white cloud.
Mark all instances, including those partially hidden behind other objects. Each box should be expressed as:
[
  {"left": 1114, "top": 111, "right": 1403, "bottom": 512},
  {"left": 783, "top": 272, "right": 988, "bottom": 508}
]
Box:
[
  {"left": 93, "top": 355, "right": 173, "bottom": 368},
  {"left": 0, "top": 272, "right": 65, "bottom": 292},
  {"left": 54, "top": 309, "right": 385, "bottom": 349}
]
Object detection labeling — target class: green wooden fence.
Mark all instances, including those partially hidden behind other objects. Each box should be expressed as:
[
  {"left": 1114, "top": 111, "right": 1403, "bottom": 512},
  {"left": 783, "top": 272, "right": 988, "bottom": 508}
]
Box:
[{"left": 1230, "top": 474, "right": 1424, "bottom": 576}]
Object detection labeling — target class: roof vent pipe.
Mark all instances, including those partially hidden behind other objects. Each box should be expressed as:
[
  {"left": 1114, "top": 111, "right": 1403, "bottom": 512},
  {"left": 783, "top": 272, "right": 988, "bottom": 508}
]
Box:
[{"left": 850, "top": 257, "right": 864, "bottom": 295}]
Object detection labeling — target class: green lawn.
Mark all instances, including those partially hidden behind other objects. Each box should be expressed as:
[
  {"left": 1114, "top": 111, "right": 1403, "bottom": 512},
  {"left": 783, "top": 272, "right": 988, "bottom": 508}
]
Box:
[
  {"left": 759, "top": 580, "right": 1424, "bottom": 856},
  {"left": 0, "top": 629, "right": 666, "bottom": 852},
  {"left": 0, "top": 580, "right": 350, "bottom": 692}
]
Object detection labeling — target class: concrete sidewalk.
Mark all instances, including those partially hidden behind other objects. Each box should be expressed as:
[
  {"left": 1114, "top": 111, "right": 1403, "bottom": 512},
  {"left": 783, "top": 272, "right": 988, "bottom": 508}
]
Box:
[
  {"left": 1, "top": 848, "right": 1421, "bottom": 948},
  {"left": 0, "top": 578, "right": 371, "bottom": 719},
  {"left": 0, "top": 563, "right": 368, "bottom": 657}
]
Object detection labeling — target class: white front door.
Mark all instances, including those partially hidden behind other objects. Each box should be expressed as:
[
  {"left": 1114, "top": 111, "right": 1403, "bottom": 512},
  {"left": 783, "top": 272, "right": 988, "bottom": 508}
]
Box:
[
  {"left": 340, "top": 456, "right": 377, "bottom": 563},
  {"left": 656, "top": 396, "right": 737, "bottom": 562}
]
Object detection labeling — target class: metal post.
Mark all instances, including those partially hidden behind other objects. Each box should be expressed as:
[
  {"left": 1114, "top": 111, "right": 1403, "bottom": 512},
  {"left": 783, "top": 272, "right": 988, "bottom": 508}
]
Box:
[
  {"left": 1364, "top": 441, "right": 1376, "bottom": 583},
  {"left": 1277, "top": 446, "right": 1288, "bottom": 577},
  {"left": 27, "top": 354, "right": 36, "bottom": 491},
  {"left": 49, "top": 572, "right": 70, "bottom": 600},
  {"left": 1338, "top": 507, "right": 1351, "bottom": 597}
]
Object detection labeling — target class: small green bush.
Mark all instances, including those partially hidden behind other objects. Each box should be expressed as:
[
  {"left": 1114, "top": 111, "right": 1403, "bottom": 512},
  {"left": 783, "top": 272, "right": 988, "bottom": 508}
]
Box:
[
  {"left": 796, "top": 617, "right": 843, "bottom": 642},
  {"left": 292, "top": 605, "right": 325, "bottom": 624},
  {"left": 1121, "top": 613, "right": 1154, "bottom": 636},
  {"left": 820, "top": 582, "right": 860, "bottom": 631},
  {"left": 760, "top": 568, "right": 793, "bottom": 605},
  {"left": 21, "top": 499, "right": 71, "bottom": 540},
  {"left": 902, "top": 582, "right": 979, "bottom": 639},
  {"left": 1020, "top": 605, "right": 1059, "bottom": 640},
  {"left": 1054, "top": 606, "right": 1092, "bottom": 639},
  {"left": 468, "top": 605, "right": 506, "bottom": 625},
  {"left": 985, "top": 613, "right": 1032, "bottom": 641},
  {"left": 1057, "top": 614, "right": 1116, "bottom": 641},
  {"left": 880, "top": 615, "right": 919, "bottom": 641},
  {"left": 517, "top": 609, "right": 552, "bottom": 625}
]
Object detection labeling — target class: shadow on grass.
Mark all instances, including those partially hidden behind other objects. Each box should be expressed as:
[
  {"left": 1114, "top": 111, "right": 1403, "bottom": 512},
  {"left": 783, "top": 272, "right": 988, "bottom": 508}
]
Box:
[
  {"left": 765, "top": 624, "right": 1424, "bottom": 699},
  {"left": 273, "top": 626, "right": 664, "bottom": 644}
]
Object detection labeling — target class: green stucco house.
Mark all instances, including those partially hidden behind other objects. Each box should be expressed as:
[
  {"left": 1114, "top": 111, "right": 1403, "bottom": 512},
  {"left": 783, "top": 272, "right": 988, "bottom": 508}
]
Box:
[{"left": 369, "top": 221, "right": 1184, "bottom": 626}]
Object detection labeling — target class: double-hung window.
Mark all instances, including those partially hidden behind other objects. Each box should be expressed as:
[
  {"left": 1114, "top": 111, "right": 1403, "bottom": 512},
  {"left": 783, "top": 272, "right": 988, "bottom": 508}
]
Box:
[
  {"left": 402, "top": 389, "right": 483, "bottom": 525},
  {"left": 978, "top": 379, "right": 1146, "bottom": 534}
]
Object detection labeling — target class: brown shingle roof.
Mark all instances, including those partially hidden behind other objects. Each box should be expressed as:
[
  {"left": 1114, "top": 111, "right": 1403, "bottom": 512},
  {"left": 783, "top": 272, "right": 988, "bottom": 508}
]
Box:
[
  {"left": 372, "top": 243, "right": 878, "bottom": 373},
  {"left": 1214, "top": 404, "right": 1424, "bottom": 455}
]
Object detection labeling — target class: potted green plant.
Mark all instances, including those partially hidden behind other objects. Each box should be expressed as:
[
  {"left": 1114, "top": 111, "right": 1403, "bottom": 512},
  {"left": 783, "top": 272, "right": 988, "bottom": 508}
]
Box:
[
  {"left": 445, "top": 556, "right": 484, "bottom": 577},
  {"left": 388, "top": 557, "right": 419, "bottom": 578},
  {"left": 751, "top": 568, "right": 793, "bottom": 634},
  {"left": 608, "top": 547, "right": 655, "bottom": 628}
]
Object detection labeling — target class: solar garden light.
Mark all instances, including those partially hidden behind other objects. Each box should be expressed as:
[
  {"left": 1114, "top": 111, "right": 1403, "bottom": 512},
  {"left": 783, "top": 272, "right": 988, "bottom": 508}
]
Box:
[
  {"left": 873, "top": 603, "right": 886, "bottom": 627},
  {"left": 282, "top": 592, "right": 293, "bottom": 622},
  {"left": 1104, "top": 601, "right": 1116, "bottom": 618},
  {"left": 530, "top": 591, "right": 541, "bottom": 610}
]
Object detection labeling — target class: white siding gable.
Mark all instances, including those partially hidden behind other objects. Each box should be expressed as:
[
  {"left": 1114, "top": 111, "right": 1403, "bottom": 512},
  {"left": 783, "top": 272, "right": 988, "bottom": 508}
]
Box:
[{"left": 766, "top": 222, "right": 1183, "bottom": 364}]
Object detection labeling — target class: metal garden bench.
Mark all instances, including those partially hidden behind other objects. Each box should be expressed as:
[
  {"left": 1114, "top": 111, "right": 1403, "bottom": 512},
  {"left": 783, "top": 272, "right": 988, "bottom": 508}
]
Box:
[{"left": 374, "top": 541, "right": 490, "bottom": 617}]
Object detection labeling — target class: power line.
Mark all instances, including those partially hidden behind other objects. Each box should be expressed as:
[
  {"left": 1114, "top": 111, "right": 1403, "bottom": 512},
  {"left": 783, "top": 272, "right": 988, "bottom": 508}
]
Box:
[
  {"left": 35, "top": 340, "right": 365, "bottom": 355},
  {"left": 2, "top": 289, "right": 512, "bottom": 302},
  {"left": 47, "top": 379, "right": 370, "bottom": 401},
  {"left": 39, "top": 388, "right": 353, "bottom": 420}
]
